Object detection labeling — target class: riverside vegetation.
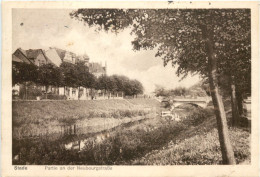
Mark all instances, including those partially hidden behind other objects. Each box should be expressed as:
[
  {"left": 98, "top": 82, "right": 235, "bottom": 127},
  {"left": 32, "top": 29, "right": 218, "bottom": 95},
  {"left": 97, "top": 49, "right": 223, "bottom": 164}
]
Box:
[{"left": 12, "top": 99, "right": 250, "bottom": 165}]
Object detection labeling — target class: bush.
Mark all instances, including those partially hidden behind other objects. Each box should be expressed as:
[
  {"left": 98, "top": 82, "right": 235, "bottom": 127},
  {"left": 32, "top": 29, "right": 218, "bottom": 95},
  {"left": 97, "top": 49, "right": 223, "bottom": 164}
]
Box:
[
  {"left": 46, "top": 94, "right": 67, "bottom": 100},
  {"left": 182, "top": 108, "right": 207, "bottom": 126},
  {"left": 120, "top": 110, "right": 132, "bottom": 117},
  {"left": 19, "top": 84, "right": 43, "bottom": 100},
  {"left": 111, "top": 111, "right": 121, "bottom": 118}
]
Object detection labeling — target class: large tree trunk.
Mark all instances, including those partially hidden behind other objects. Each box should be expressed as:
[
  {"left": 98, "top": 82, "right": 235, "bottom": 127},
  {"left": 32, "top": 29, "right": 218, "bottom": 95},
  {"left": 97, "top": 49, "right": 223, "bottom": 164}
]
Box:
[
  {"left": 230, "top": 76, "right": 240, "bottom": 126},
  {"left": 236, "top": 90, "right": 244, "bottom": 116},
  {"left": 203, "top": 26, "right": 236, "bottom": 164}
]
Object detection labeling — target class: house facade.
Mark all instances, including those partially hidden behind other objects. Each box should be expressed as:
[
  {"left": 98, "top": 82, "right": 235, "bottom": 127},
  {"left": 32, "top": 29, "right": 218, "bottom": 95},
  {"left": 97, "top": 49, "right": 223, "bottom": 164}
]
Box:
[
  {"left": 12, "top": 48, "right": 33, "bottom": 64},
  {"left": 25, "top": 49, "right": 49, "bottom": 66},
  {"left": 12, "top": 47, "right": 121, "bottom": 100},
  {"left": 63, "top": 52, "right": 77, "bottom": 64}
]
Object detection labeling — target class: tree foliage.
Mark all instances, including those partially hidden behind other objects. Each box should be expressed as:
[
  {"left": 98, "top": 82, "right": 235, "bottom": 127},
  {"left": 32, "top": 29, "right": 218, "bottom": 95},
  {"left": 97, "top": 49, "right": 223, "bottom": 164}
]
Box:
[
  {"left": 37, "top": 63, "right": 64, "bottom": 88},
  {"left": 71, "top": 9, "right": 250, "bottom": 80},
  {"left": 70, "top": 8, "right": 251, "bottom": 164},
  {"left": 12, "top": 62, "right": 38, "bottom": 86},
  {"left": 60, "top": 62, "right": 79, "bottom": 88},
  {"left": 13, "top": 61, "right": 143, "bottom": 97},
  {"left": 96, "top": 74, "right": 143, "bottom": 96}
]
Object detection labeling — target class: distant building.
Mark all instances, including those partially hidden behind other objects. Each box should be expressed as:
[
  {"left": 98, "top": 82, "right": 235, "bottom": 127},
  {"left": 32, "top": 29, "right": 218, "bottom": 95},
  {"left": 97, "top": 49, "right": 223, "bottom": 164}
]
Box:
[
  {"left": 49, "top": 47, "right": 89, "bottom": 66},
  {"left": 50, "top": 47, "right": 76, "bottom": 64},
  {"left": 52, "top": 47, "right": 66, "bottom": 62},
  {"left": 13, "top": 47, "right": 107, "bottom": 77},
  {"left": 12, "top": 48, "right": 33, "bottom": 64},
  {"left": 77, "top": 54, "right": 90, "bottom": 65},
  {"left": 25, "top": 49, "right": 49, "bottom": 66},
  {"left": 44, "top": 48, "right": 62, "bottom": 67},
  {"left": 89, "top": 62, "right": 107, "bottom": 78},
  {"left": 12, "top": 47, "right": 111, "bottom": 100},
  {"left": 63, "top": 51, "right": 77, "bottom": 64}
]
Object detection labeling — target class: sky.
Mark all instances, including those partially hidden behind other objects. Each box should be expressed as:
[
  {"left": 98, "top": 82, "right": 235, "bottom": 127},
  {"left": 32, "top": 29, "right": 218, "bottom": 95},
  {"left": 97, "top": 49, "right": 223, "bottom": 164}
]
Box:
[{"left": 12, "top": 9, "right": 201, "bottom": 93}]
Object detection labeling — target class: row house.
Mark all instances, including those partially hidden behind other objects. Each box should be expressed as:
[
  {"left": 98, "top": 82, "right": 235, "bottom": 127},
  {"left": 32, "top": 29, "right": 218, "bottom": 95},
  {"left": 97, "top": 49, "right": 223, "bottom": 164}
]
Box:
[
  {"left": 12, "top": 47, "right": 123, "bottom": 100},
  {"left": 26, "top": 49, "right": 49, "bottom": 66},
  {"left": 12, "top": 48, "right": 33, "bottom": 64},
  {"left": 12, "top": 48, "right": 52, "bottom": 98},
  {"left": 13, "top": 48, "right": 53, "bottom": 66},
  {"left": 44, "top": 48, "right": 62, "bottom": 67},
  {"left": 50, "top": 47, "right": 89, "bottom": 66}
]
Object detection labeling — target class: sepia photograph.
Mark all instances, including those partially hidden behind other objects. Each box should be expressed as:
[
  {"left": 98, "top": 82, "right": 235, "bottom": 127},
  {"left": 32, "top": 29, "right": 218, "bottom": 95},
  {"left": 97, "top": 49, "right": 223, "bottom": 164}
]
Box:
[{"left": 1, "top": 1, "right": 259, "bottom": 177}]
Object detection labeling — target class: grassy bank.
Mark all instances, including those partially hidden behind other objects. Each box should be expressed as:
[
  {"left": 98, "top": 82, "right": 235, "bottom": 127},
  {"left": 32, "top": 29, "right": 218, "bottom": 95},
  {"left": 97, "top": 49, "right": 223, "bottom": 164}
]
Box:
[
  {"left": 13, "top": 99, "right": 158, "bottom": 123},
  {"left": 13, "top": 99, "right": 158, "bottom": 138},
  {"left": 13, "top": 99, "right": 147, "bottom": 122},
  {"left": 132, "top": 123, "right": 250, "bottom": 165},
  {"left": 12, "top": 100, "right": 250, "bottom": 165}
]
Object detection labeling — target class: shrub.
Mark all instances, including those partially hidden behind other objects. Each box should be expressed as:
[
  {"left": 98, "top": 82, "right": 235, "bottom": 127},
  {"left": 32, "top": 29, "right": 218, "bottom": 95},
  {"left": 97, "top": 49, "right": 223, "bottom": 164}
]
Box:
[
  {"left": 19, "top": 85, "right": 43, "bottom": 100},
  {"left": 111, "top": 110, "right": 121, "bottom": 118},
  {"left": 182, "top": 108, "right": 207, "bottom": 126},
  {"left": 120, "top": 110, "right": 133, "bottom": 117},
  {"left": 46, "top": 94, "right": 67, "bottom": 100}
]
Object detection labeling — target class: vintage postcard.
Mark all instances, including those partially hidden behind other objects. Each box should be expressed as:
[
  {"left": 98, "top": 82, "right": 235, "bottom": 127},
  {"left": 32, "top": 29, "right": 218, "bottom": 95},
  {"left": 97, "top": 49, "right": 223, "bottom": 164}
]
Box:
[{"left": 1, "top": 1, "right": 259, "bottom": 177}]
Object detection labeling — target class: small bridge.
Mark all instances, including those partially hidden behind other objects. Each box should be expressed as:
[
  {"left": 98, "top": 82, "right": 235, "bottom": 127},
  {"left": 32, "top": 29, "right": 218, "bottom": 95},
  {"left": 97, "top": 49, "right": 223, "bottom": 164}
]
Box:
[{"left": 171, "top": 97, "right": 211, "bottom": 109}]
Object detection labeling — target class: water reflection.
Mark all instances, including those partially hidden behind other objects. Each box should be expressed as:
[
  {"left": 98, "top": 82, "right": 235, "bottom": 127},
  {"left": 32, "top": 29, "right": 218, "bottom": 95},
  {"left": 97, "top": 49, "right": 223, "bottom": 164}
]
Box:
[
  {"left": 64, "top": 132, "right": 111, "bottom": 151},
  {"left": 61, "top": 124, "right": 77, "bottom": 135}
]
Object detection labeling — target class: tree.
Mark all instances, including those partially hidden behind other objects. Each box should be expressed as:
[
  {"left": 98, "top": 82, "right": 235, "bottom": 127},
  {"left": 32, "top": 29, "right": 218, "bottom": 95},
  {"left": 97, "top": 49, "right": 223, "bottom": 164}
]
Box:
[
  {"left": 130, "top": 79, "right": 144, "bottom": 97},
  {"left": 215, "top": 14, "right": 251, "bottom": 126},
  {"left": 60, "top": 62, "right": 78, "bottom": 96},
  {"left": 71, "top": 9, "right": 250, "bottom": 164},
  {"left": 111, "top": 75, "right": 127, "bottom": 93},
  {"left": 86, "top": 72, "right": 97, "bottom": 99},
  {"left": 154, "top": 86, "right": 170, "bottom": 97},
  {"left": 74, "top": 61, "right": 89, "bottom": 99},
  {"left": 12, "top": 62, "right": 39, "bottom": 85},
  {"left": 12, "top": 62, "right": 39, "bottom": 99},
  {"left": 38, "top": 63, "right": 59, "bottom": 98},
  {"left": 50, "top": 65, "right": 64, "bottom": 95},
  {"left": 97, "top": 75, "right": 110, "bottom": 96},
  {"left": 86, "top": 72, "right": 97, "bottom": 89},
  {"left": 171, "top": 87, "right": 189, "bottom": 97},
  {"left": 106, "top": 76, "right": 118, "bottom": 97}
]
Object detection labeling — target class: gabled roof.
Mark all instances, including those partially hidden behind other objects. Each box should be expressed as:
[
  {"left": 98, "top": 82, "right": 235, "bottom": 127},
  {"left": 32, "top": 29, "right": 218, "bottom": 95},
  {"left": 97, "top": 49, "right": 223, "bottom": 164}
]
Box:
[
  {"left": 13, "top": 48, "right": 34, "bottom": 64},
  {"left": 18, "top": 48, "right": 27, "bottom": 57},
  {"left": 26, "top": 49, "right": 50, "bottom": 65},
  {"left": 45, "top": 48, "right": 62, "bottom": 67},
  {"left": 52, "top": 47, "right": 66, "bottom": 61},
  {"left": 12, "top": 54, "right": 23, "bottom": 63},
  {"left": 26, "top": 49, "right": 43, "bottom": 59}
]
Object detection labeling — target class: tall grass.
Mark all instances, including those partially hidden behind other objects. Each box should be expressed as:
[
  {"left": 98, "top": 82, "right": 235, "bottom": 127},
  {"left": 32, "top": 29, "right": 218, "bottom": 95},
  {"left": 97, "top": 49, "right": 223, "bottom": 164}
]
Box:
[
  {"left": 13, "top": 107, "right": 216, "bottom": 165},
  {"left": 12, "top": 102, "right": 250, "bottom": 165}
]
